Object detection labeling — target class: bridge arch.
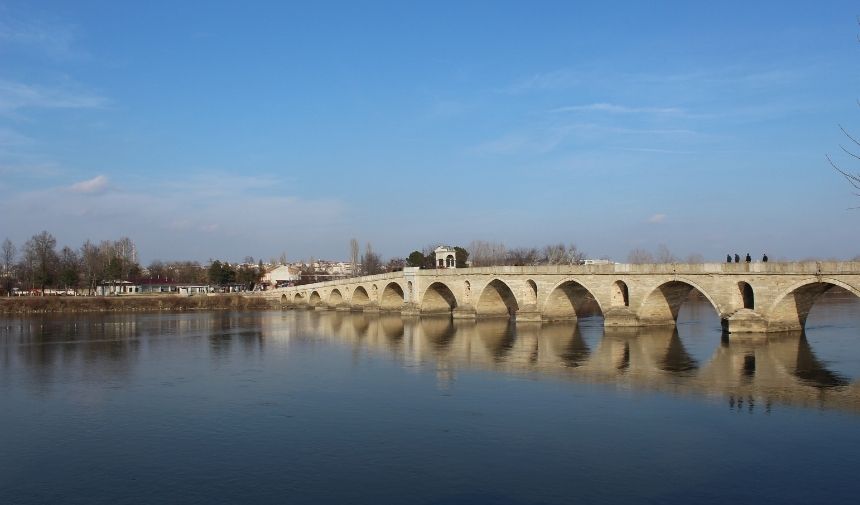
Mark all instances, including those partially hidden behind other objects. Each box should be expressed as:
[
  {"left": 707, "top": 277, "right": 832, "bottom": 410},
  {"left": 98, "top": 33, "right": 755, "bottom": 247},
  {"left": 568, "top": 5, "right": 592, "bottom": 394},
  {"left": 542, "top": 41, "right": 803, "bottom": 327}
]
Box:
[
  {"left": 421, "top": 282, "right": 458, "bottom": 314},
  {"left": 542, "top": 279, "right": 604, "bottom": 321},
  {"left": 293, "top": 292, "right": 305, "bottom": 305},
  {"left": 525, "top": 279, "right": 538, "bottom": 305},
  {"left": 611, "top": 280, "right": 629, "bottom": 307},
  {"left": 476, "top": 279, "right": 520, "bottom": 318},
  {"left": 351, "top": 286, "right": 371, "bottom": 307},
  {"left": 767, "top": 277, "right": 860, "bottom": 331},
  {"left": 738, "top": 282, "right": 755, "bottom": 310},
  {"left": 309, "top": 291, "right": 322, "bottom": 307},
  {"left": 637, "top": 279, "right": 721, "bottom": 325},
  {"left": 380, "top": 282, "right": 405, "bottom": 310},
  {"left": 328, "top": 288, "right": 344, "bottom": 307}
]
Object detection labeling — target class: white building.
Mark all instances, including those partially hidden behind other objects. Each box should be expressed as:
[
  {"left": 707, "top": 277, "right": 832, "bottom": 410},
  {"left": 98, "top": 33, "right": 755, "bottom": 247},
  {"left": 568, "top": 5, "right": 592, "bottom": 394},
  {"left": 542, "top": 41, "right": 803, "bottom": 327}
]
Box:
[
  {"left": 434, "top": 246, "right": 457, "bottom": 268},
  {"left": 263, "top": 265, "right": 301, "bottom": 286}
]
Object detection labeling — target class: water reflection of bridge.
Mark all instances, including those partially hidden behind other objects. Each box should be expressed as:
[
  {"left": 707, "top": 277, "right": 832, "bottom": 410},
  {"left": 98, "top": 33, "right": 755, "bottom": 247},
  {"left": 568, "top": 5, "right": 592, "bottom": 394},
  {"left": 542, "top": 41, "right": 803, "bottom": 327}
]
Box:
[
  {"left": 271, "top": 311, "right": 860, "bottom": 413},
  {"left": 3, "top": 311, "right": 857, "bottom": 414}
]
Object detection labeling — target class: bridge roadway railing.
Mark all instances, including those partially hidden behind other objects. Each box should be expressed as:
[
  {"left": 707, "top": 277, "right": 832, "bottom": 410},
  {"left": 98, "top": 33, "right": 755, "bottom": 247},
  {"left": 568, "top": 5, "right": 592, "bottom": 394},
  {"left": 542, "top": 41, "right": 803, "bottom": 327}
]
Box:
[{"left": 258, "top": 262, "right": 860, "bottom": 335}]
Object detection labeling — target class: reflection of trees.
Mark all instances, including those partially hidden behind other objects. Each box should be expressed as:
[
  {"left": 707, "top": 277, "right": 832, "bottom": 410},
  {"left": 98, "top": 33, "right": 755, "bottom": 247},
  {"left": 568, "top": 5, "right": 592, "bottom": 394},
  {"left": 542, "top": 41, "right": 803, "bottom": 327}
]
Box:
[{"left": 9, "top": 314, "right": 141, "bottom": 394}]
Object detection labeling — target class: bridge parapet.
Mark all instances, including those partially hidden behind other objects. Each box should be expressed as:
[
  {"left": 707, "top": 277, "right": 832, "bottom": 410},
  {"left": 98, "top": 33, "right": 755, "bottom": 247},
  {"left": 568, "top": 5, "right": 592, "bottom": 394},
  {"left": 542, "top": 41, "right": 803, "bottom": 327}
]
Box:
[{"left": 263, "top": 262, "right": 860, "bottom": 335}]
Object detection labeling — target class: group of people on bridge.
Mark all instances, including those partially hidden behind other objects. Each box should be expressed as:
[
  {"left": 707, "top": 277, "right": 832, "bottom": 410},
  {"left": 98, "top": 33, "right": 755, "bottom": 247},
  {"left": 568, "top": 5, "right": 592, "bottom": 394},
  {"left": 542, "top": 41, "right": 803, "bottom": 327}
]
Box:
[{"left": 727, "top": 253, "right": 768, "bottom": 263}]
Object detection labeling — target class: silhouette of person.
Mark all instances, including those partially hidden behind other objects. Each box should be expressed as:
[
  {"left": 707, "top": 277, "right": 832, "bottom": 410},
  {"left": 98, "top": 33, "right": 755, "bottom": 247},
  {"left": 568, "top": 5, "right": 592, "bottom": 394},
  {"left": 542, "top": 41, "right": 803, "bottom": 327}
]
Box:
[
  {"left": 762, "top": 253, "right": 768, "bottom": 262},
  {"left": 734, "top": 254, "right": 740, "bottom": 263},
  {"left": 726, "top": 254, "right": 732, "bottom": 263},
  {"left": 745, "top": 253, "right": 751, "bottom": 263}
]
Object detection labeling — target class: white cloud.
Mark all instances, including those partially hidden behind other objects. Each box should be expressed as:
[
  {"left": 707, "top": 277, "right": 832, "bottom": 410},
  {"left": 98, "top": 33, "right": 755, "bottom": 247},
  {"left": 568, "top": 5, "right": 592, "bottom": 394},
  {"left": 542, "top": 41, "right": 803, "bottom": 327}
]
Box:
[
  {"left": 0, "top": 14, "right": 84, "bottom": 60},
  {"left": 68, "top": 175, "right": 109, "bottom": 194},
  {"left": 502, "top": 69, "right": 581, "bottom": 94},
  {"left": 0, "top": 173, "right": 347, "bottom": 262},
  {"left": 0, "top": 79, "right": 106, "bottom": 113},
  {"left": 647, "top": 213, "right": 667, "bottom": 224},
  {"left": 551, "top": 102, "right": 684, "bottom": 115}
]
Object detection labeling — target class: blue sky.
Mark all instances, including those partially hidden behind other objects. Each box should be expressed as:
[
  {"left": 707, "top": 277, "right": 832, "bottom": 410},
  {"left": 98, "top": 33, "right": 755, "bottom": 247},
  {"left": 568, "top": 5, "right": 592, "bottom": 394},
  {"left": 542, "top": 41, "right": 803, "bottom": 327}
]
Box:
[{"left": 1, "top": 0, "right": 859, "bottom": 263}]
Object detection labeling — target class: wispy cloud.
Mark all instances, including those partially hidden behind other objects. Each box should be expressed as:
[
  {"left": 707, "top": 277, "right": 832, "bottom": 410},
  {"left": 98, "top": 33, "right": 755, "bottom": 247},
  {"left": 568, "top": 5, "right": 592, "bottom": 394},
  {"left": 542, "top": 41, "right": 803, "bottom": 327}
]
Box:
[
  {"left": 0, "top": 127, "right": 34, "bottom": 146},
  {"left": 68, "top": 175, "right": 109, "bottom": 194},
  {"left": 0, "top": 79, "right": 106, "bottom": 113},
  {"left": 551, "top": 102, "right": 685, "bottom": 115},
  {"left": 473, "top": 122, "right": 699, "bottom": 156},
  {"left": 620, "top": 147, "right": 694, "bottom": 154},
  {"left": 647, "top": 213, "right": 667, "bottom": 224},
  {"left": 502, "top": 69, "right": 581, "bottom": 94},
  {"left": 0, "top": 14, "right": 84, "bottom": 60},
  {"left": 0, "top": 173, "right": 347, "bottom": 261}
]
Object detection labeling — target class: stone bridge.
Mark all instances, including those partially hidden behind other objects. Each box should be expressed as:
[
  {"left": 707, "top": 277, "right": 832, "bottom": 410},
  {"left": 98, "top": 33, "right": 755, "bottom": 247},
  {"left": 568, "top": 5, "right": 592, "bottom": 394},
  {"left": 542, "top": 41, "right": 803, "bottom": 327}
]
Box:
[{"left": 263, "top": 262, "right": 860, "bottom": 334}]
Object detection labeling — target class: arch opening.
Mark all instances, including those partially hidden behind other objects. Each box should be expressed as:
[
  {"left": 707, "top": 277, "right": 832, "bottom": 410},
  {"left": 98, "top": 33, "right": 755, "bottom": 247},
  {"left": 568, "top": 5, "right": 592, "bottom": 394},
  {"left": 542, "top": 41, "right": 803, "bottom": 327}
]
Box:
[
  {"left": 352, "top": 286, "right": 371, "bottom": 307},
  {"left": 421, "top": 282, "right": 458, "bottom": 314},
  {"left": 328, "top": 289, "right": 344, "bottom": 307},
  {"left": 638, "top": 281, "right": 719, "bottom": 326},
  {"left": 543, "top": 281, "right": 602, "bottom": 321},
  {"left": 380, "top": 282, "right": 405, "bottom": 310},
  {"left": 526, "top": 279, "right": 538, "bottom": 305},
  {"left": 611, "top": 280, "right": 629, "bottom": 307},
  {"left": 309, "top": 291, "right": 322, "bottom": 306},
  {"left": 770, "top": 282, "right": 860, "bottom": 332},
  {"left": 293, "top": 292, "right": 305, "bottom": 305},
  {"left": 476, "top": 279, "right": 519, "bottom": 318},
  {"left": 738, "top": 282, "right": 754, "bottom": 310}
]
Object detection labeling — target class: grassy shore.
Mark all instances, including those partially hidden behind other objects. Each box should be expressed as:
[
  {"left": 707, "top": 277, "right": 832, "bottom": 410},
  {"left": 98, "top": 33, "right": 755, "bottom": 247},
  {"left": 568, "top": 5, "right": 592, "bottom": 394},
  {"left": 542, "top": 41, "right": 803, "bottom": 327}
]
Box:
[{"left": 0, "top": 294, "right": 277, "bottom": 314}]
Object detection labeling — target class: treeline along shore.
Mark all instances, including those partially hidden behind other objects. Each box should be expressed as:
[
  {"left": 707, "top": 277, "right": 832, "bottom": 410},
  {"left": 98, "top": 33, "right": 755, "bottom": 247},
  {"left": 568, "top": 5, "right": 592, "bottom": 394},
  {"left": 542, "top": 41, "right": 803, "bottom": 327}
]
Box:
[{"left": 0, "top": 294, "right": 277, "bottom": 314}]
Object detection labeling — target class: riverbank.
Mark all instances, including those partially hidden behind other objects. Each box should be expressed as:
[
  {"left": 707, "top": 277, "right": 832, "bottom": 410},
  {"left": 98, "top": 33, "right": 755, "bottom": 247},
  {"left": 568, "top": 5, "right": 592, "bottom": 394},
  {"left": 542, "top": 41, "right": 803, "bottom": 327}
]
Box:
[{"left": 0, "top": 294, "right": 277, "bottom": 314}]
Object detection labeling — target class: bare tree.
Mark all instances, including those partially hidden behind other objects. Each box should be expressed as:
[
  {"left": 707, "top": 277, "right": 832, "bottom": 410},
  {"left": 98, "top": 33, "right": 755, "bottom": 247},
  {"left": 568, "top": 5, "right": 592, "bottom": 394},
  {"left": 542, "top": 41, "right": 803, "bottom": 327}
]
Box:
[
  {"left": 1, "top": 238, "right": 15, "bottom": 295},
  {"left": 655, "top": 244, "right": 676, "bottom": 264},
  {"left": 685, "top": 253, "right": 705, "bottom": 263},
  {"left": 386, "top": 257, "right": 406, "bottom": 272},
  {"left": 361, "top": 242, "right": 383, "bottom": 275},
  {"left": 628, "top": 248, "right": 654, "bottom": 264},
  {"left": 469, "top": 240, "right": 507, "bottom": 267},
  {"left": 506, "top": 247, "right": 539, "bottom": 266},
  {"left": 543, "top": 243, "right": 568, "bottom": 265},
  {"left": 350, "top": 238, "right": 360, "bottom": 277},
  {"left": 23, "top": 231, "right": 58, "bottom": 294},
  {"left": 542, "top": 243, "right": 585, "bottom": 265},
  {"left": 58, "top": 246, "right": 81, "bottom": 291}
]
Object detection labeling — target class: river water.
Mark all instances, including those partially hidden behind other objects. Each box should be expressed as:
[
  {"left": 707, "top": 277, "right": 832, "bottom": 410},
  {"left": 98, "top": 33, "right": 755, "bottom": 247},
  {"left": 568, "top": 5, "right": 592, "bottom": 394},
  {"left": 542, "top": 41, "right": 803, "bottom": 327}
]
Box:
[{"left": 1, "top": 293, "right": 859, "bottom": 504}]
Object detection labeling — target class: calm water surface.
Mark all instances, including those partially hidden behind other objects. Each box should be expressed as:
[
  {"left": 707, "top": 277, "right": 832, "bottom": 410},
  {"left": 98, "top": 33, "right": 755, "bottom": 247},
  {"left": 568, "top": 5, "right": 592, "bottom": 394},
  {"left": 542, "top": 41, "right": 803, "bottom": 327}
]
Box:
[{"left": 1, "top": 294, "right": 859, "bottom": 504}]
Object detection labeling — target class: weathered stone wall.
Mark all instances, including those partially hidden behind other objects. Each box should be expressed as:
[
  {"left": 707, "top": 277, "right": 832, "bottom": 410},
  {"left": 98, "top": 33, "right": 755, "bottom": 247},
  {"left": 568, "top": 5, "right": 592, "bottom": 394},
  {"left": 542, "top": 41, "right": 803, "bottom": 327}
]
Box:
[{"left": 262, "top": 262, "right": 860, "bottom": 334}]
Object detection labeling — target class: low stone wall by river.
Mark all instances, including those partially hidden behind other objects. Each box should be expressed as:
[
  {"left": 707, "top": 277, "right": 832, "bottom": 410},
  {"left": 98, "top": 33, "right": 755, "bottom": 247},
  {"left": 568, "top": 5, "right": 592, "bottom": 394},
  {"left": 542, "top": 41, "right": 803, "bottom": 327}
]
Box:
[{"left": 0, "top": 294, "right": 277, "bottom": 314}]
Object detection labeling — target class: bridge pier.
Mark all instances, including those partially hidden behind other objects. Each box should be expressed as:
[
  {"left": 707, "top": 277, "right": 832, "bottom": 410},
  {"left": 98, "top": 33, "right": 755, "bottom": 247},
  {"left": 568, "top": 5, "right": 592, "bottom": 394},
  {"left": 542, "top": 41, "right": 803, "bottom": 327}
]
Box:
[
  {"left": 515, "top": 304, "right": 541, "bottom": 323},
  {"left": 722, "top": 309, "right": 768, "bottom": 334},
  {"left": 362, "top": 303, "right": 380, "bottom": 313},
  {"left": 401, "top": 303, "right": 421, "bottom": 317},
  {"left": 603, "top": 307, "right": 639, "bottom": 327},
  {"left": 452, "top": 305, "right": 477, "bottom": 320}
]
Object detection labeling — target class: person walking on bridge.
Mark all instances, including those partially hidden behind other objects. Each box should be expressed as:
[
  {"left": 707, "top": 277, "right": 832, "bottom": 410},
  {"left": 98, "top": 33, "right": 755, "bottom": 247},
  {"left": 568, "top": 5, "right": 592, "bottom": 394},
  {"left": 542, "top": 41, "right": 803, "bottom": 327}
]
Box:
[
  {"left": 726, "top": 254, "right": 732, "bottom": 263},
  {"left": 734, "top": 254, "right": 740, "bottom": 263},
  {"left": 745, "top": 253, "right": 751, "bottom": 263}
]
